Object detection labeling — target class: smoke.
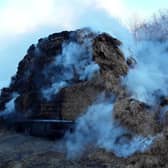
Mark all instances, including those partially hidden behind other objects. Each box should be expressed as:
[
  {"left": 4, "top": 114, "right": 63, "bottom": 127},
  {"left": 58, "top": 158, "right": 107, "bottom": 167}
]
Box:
[
  {"left": 63, "top": 94, "right": 154, "bottom": 159},
  {"left": 159, "top": 105, "right": 168, "bottom": 123},
  {"left": 123, "top": 40, "right": 168, "bottom": 104},
  {"left": 0, "top": 93, "right": 19, "bottom": 117},
  {"left": 42, "top": 33, "right": 99, "bottom": 100}
]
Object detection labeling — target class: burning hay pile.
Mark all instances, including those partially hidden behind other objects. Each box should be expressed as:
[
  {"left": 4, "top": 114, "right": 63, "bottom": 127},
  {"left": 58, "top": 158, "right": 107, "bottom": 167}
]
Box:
[{"left": 0, "top": 28, "right": 168, "bottom": 167}]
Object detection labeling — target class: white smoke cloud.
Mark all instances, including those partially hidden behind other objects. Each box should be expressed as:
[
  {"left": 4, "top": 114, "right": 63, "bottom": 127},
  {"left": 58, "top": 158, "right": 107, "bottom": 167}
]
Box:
[
  {"left": 42, "top": 81, "right": 67, "bottom": 101},
  {"left": 160, "top": 105, "right": 168, "bottom": 123},
  {"left": 63, "top": 94, "right": 154, "bottom": 159},
  {"left": 0, "top": 0, "right": 130, "bottom": 39},
  {"left": 124, "top": 40, "right": 168, "bottom": 104},
  {"left": 95, "top": 0, "right": 130, "bottom": 23},
  {"left": 0, "top": 0, "right": 76, "bottom": 36},
  {"left": 0, "top": 93, "right": 19, "bottom": 117},
  {"left": 42, "top": 33, "right": 99, "bottom": 100}
]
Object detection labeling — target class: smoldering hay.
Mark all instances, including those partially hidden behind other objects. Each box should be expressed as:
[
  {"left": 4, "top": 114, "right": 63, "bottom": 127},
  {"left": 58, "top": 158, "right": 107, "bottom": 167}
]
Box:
[
  {"left": 42, "top": 34, "right": 99, "bottom": 101},
  {"left": 0, "top": 28, "right": 168, "bottom": 161},
  {"left": 64, "top": 93, "right": 154, "bottom": 159}
]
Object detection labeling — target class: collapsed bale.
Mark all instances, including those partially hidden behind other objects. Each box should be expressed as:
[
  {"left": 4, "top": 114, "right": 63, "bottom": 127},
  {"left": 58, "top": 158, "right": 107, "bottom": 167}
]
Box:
[{"left": 113, "top": 98, "right": 158, "bottom": 136}]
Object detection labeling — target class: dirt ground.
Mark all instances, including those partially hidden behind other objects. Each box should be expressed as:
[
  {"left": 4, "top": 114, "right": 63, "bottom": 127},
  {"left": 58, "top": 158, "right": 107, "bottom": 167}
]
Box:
[{"left": 0, "top": 128, "right": 130, "bottom": 168}]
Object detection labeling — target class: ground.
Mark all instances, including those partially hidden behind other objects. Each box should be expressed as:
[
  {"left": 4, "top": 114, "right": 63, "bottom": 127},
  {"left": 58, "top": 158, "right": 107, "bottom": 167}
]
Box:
[{"left": 0, "top": 129, "right": 128, "bottom": 168}]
